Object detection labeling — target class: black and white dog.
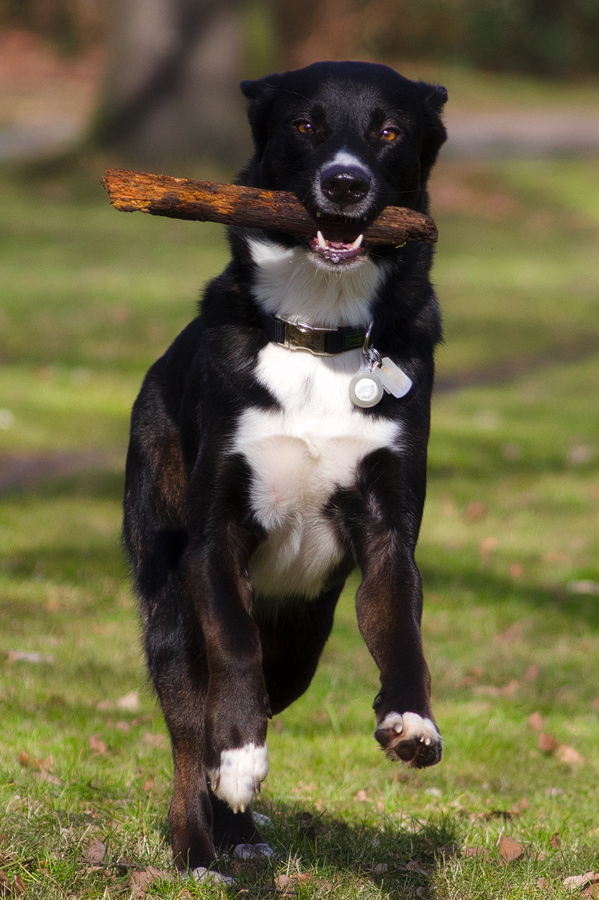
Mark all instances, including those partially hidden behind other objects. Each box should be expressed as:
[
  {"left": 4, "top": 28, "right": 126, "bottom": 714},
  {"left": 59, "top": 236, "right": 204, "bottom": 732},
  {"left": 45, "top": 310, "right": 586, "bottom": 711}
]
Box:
[{"left": 123, "top": 60, "right": 447, "bottom": 880}]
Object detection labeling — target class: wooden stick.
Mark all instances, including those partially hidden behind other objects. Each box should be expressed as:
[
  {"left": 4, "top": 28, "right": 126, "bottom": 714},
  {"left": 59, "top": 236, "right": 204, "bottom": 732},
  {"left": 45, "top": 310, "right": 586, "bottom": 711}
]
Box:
[{"left": 102, "top": 169, "right": 437, "bottom": 245}]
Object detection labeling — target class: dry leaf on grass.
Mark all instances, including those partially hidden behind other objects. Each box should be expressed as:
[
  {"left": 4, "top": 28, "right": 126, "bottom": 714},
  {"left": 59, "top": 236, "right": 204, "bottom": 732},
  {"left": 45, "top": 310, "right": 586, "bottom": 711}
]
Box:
[
  {"left": 464, "top": 500, "right": 487, "bottom": 523},
  {"left": 524, "top": 663, "right": 541, "bottom": 681},
  {"left": 462, "top": 847, "right": 490, "bottom": 860},
  {"left": 528, "top": 711, "right": 544, "bottom": 731},
  {"left": 556, "top": 744, "right": 585, "bottom": 765},
  {"left": 274, "top": 872, "right": 320, "bottom": 895},
  {"left": 18, "top": 750, "right": 60, "bottom": 785},
  {"left": 38, "top": 767, "right": 60, "bottom": 785},
  {"left": 405, "top": 859, "right": 429, "bottom": 876},
  {"left": 563, "top": 872, "right": 599, "bottom": 890},
  {"left": 498, "top": 835, "right": 525, "bottom": 864},
  {"left": 475, "top": 679, "right": 519, "bottom": 697},
  {"left": 88, "top": 734, "right": 107, "bottom": 755},
  {"left": 478, "top": 536, "right": 498, "bottom": 558},
  {"left": 142, "top": 732, "right": 166, "bottom": 747},
  {"left": 6, "top": 651, "right": 54, "bottom": 664},
  {"left": 550, "top": 833, "right": 561, "bottom": 849},
  {"left": 96, "top": 699, "right": 114, "bottom": 711},
  {"left": 117, "top": 690, "right": 140, "bottom": 712},
  {"left": 18, "top": 750, "right": 53, "bottom": 771},
  {"left": 128, "top": 866, "right": 167, "bottom": 897},
  {"left": 83, "top": 839, "right": 106, "bottom": 866},
  {"left": 538, "top": 732, "right": 559, "bottom": 753},
  {"left": 0, "top": 870, "right": 25, "bottom": 896}
]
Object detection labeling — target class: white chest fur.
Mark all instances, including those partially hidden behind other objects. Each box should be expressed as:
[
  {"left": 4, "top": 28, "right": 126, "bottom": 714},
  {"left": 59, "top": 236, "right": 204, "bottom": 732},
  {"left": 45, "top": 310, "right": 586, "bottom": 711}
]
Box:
[{"left": 233, "top": 344, "right": 402, "bottom": 601}]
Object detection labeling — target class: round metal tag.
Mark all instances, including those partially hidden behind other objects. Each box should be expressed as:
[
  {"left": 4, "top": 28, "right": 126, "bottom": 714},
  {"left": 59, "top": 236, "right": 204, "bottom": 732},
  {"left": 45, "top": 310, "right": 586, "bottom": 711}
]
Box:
[{"left": 349, "top": 371, "right": 384, "bottom": 408}]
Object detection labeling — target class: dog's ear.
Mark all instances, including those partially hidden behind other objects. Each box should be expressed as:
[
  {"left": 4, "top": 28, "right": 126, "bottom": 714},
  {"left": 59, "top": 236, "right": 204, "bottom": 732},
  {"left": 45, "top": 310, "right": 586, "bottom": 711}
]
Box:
[
  {"left": 240, "top": 75, "right": 280, "bottom": 155},
  {"left": 418, "top": 82, "right": 448, "bottom": 176},
  {"left": 422, "top": 83, "right": 448, "bottom": 113}
]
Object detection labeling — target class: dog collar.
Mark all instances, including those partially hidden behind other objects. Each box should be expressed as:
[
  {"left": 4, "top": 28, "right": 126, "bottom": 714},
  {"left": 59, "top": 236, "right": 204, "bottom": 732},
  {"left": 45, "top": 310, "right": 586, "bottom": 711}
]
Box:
[{"left": 261, "top": 314, "right": 366, "bottom": 356}]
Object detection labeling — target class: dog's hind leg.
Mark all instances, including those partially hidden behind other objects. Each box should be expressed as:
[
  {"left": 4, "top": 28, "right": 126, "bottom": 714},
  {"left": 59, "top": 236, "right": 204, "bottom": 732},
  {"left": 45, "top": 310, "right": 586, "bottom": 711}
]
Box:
[
  {"left": 210, "top": 793, "right": 274, "bottom": 860},
  {"left": 257, "top": 583, "right": 345, "bottom": 715},
  {"left": 148, "top": 641, "right": 218, "bottom": 872},
  {"left": 123, "top": 370, "right": 221, "bottom": 873}
]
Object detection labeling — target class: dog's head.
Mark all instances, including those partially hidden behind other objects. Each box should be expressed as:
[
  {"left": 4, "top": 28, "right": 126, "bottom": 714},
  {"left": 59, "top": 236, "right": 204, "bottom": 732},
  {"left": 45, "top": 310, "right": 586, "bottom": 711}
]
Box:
[{"left": 239, "top": 61, "right": 447, "bottom": 271}]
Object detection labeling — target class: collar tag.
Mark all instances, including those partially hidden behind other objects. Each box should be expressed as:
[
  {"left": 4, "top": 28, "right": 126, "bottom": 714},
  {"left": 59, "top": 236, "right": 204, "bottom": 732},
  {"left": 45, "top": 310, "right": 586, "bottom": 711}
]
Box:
[{"left": 377, "top": 357, "right": 413, "bottom": 398}]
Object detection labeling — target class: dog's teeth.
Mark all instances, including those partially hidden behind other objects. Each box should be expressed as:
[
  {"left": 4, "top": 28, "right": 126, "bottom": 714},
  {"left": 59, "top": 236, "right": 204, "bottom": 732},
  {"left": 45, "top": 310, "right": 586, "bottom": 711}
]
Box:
[
  {"left": 316, "top": 230, "right": 328, "bottom": 249},
  {"left": 351, "top": 234, "right": 364, "bottom": 249}
]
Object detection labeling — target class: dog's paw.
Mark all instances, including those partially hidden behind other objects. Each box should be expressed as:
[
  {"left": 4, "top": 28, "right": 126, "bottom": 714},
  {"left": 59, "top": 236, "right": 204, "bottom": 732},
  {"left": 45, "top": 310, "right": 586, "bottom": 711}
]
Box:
[
  {"left": 233, "top": 841, "right": 275, "bottom": 861},
  {"left": 374, "top": 712, "right": 442, "bottom": 768},
  {"left": 191, "top": 866, "right": 236, "bottom": 886},
  {"left": 208, "top": 743, "right": 269, "bottom": 813}
]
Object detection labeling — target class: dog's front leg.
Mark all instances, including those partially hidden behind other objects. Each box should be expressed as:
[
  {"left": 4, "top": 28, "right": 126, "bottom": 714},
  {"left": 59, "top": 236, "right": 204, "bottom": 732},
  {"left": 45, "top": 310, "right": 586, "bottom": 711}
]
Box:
[
  {"left": 356, "top": 546, "right": 442, "bottom": 768},
  {"left": 340, "top": 448, "right": 442, "bottom": 768},
  {"left": 183, "top": 518, "right": 270, "bottom": 814}
]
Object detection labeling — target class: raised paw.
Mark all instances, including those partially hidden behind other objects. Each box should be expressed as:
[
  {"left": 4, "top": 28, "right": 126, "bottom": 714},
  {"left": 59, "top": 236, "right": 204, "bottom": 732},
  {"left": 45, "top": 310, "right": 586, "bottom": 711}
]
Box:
[
  {"left": 374, "top": 712, "right": 442, "bottom": 768},
  {"left": 207, "top": 743, "right": 269, "bottom": 813}
]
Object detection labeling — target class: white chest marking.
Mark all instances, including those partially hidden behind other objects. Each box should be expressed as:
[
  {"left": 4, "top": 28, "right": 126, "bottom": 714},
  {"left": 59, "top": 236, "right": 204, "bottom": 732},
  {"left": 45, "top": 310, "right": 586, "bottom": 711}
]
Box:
[{"left": 234, "top": 345, "right": 402, "bottom": 601}]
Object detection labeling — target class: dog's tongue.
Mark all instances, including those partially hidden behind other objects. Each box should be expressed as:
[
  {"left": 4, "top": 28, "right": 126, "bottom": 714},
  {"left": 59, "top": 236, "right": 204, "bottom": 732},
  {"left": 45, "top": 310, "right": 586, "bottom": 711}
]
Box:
[{"left": 312, "top": 230, "right": 365, "bottom": 263}]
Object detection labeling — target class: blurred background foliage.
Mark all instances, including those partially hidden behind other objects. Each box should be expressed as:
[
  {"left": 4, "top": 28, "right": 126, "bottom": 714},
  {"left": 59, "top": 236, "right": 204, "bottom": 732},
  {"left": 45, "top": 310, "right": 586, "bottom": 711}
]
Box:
[
  {"left": 2, "top": 0, "right": 599, "bottom": 165},
  {"left": 2, "top": 0, "right": 599, "bottom": 78}
]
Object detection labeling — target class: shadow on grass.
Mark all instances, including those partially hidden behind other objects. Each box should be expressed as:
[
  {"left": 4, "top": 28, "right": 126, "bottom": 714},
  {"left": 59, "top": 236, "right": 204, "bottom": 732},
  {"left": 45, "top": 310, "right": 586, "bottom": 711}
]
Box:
[{"left": 216, "top": 800, "right": 461, "bottom": 897}]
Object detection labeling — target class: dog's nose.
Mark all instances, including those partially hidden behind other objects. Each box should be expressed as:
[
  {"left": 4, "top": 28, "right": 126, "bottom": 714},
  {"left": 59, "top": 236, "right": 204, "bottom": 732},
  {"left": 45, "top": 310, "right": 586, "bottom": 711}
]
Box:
[{"left": 320, "top": 164, "right": 371, "bottom": 207}]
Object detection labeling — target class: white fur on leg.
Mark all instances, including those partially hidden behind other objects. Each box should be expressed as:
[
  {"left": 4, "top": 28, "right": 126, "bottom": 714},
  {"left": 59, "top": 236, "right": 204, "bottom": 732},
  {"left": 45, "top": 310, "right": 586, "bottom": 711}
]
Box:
[{"left": 208, "top": 743, "right": 269, "bottom": 813}]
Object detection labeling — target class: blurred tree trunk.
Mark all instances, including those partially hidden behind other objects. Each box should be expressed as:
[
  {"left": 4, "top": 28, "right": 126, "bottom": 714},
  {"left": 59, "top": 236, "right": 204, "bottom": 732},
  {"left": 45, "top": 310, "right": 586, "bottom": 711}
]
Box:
[{"left": 93, "top": 0, "right": 251, "bottom": 168}]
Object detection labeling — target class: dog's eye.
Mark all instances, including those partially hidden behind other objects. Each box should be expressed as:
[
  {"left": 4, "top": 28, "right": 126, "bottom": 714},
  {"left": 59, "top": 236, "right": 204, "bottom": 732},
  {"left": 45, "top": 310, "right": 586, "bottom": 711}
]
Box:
[
  {"left": 296, "top": 120, "right": 314, "bottom": 134},
  {"left": 380, "top": 127, "right": 398, "bottom": 141}
]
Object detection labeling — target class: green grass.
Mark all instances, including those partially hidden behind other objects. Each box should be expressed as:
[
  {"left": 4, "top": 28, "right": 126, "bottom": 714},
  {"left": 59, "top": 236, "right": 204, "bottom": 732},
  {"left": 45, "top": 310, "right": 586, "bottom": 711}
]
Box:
[{"left": 0, "top": 152, "right": 598, "bottom": 898}]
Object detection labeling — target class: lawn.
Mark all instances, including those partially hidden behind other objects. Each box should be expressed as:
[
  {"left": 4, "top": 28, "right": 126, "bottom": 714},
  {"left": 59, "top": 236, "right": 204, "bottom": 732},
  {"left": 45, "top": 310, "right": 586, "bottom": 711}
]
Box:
[{"left": 0, "top": 151, "right": 598, "bottom": 899}]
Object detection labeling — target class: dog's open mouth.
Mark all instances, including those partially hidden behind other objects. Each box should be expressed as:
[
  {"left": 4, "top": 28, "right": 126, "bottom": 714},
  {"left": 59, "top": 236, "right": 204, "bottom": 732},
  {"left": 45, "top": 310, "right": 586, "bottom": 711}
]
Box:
[{"left": 310, "top": 230, "right": 365, "bottom": 265}]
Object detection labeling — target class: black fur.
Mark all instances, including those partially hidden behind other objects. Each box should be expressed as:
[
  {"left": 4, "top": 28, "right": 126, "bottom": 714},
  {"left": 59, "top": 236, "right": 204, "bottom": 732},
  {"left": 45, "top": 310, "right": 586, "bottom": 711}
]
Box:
[{"left": 123, "top": 60, "right": 447, "bottom": 874}]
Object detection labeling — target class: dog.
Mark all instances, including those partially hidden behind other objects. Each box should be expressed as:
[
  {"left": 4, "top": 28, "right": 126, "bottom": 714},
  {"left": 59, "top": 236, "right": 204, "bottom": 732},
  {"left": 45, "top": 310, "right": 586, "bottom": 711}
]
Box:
[{"left": 123, "top": 60, "right": 447, "bottom": 881}]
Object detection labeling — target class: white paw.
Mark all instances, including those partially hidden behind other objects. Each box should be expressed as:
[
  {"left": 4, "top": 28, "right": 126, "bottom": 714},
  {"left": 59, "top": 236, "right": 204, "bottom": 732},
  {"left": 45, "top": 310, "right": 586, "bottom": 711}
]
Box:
[
  {"left": 191, "top": 866, "right": 235, "bottom": 886},
  {"left": 379, "top": 712, "right": 439, "bottom": 744},
  {"left": 375, "top": 712, "right": 442, "bottom": 767},
  {"left": 233, "top": 841, "right": 275, "bottom": 860},
  {"left": 208, "top": 743, "right": 269, "bottom": 813}
]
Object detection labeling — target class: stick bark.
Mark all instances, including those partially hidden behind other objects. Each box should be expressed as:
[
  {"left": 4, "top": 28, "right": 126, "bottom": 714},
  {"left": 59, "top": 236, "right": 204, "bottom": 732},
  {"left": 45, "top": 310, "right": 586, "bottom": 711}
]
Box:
[{"left": 102, "top": 168, "right": 437, "bottom": 245}]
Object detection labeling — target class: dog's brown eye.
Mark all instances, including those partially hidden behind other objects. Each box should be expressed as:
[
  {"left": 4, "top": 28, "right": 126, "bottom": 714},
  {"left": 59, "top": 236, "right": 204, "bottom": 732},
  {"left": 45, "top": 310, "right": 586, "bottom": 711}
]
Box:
[
  {"left": 380, "top": 127, "right": 398, "bottom": 141},
  {"left": 296, "top": 121, "right": 313, "bottom": 134}
]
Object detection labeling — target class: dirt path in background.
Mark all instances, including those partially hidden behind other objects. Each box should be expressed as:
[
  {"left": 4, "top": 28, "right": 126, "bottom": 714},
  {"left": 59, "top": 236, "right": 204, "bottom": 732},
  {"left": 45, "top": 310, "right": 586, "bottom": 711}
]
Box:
[{"left": 0, "top": 450, "right": 117, "bottom": 494}]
